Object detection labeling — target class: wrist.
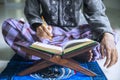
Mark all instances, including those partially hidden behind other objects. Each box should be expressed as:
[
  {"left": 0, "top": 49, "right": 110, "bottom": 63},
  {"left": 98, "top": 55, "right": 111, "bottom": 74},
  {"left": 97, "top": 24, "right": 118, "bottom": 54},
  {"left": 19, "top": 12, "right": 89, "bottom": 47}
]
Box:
[
  {"left": 104, "top": 32, "right": 114, "bottom": 37},
  {"left": 103, "top": 32, "right": 114, "bottom": 41}
]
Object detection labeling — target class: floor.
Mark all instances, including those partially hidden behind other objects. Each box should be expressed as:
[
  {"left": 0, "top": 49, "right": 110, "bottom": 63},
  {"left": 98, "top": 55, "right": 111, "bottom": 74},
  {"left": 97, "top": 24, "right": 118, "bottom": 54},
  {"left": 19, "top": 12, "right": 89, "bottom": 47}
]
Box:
[{"left": 0, "top": 2, "right": 120, "bottom": 80}]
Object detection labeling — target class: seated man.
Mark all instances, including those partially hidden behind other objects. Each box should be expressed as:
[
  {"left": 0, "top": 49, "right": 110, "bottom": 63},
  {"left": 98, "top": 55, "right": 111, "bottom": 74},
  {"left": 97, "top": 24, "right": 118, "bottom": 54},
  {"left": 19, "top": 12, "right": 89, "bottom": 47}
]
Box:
[{"left": 2, "top": 0, "right": 119, "bottom": 69}]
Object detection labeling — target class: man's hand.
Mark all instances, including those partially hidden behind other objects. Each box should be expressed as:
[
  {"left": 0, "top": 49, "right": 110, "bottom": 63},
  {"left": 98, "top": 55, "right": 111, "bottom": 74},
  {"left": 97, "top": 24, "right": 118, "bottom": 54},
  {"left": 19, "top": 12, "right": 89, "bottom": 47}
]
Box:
[
  {"left": 36, "top": 24, "right": 53, "bottom": 40},
  {"left": 100, "top": 33, "right": 118, "bottom": 68}
]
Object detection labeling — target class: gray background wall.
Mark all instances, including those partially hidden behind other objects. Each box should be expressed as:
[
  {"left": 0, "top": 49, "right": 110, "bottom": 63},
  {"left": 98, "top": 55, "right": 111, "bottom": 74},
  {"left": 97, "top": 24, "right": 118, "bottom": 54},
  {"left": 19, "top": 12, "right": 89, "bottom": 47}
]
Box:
[{"left": 104, "top": 0, "right": 120, "bottom": 10}]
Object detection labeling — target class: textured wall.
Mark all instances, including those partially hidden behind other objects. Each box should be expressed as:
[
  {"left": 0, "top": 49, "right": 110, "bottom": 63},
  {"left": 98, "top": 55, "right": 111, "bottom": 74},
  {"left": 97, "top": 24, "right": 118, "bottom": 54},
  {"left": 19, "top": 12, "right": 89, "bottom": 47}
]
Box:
[{"left": 104, "top": 0, "right": 120, "bottom": 9}]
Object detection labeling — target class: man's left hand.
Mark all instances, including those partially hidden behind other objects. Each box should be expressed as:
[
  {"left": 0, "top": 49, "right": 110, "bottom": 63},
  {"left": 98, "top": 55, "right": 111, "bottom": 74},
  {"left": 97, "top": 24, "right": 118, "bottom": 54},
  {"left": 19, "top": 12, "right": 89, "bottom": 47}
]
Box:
[{"left": 100, "top": 33, "right": 118, "bottom": 68}]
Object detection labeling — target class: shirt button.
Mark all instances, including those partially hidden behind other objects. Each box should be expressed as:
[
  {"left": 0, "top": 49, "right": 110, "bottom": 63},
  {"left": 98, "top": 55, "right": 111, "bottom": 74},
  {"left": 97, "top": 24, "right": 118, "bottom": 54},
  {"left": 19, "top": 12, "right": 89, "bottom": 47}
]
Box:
[
  {"left": 52, "top": 1, "right": 56, "bottom": 4},
  {"left": 66, "top": 1, "right": 70, "bottom": 5},
  {"left": 70, "top": 9, "right": 73, "bottom": 12},
  {"left": 72, "top": 23, "right": 74, "bottom": 26},
  {"left": 66, "top": 0, "right": 72, "bottom": 5}
]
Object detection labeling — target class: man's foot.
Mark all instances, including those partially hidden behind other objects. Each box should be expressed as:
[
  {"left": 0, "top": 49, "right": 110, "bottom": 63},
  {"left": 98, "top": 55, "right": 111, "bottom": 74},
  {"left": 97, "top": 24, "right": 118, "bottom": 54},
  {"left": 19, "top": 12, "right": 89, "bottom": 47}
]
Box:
[{"left": 73, "top": 50, "right": 93, "bottom": 62}]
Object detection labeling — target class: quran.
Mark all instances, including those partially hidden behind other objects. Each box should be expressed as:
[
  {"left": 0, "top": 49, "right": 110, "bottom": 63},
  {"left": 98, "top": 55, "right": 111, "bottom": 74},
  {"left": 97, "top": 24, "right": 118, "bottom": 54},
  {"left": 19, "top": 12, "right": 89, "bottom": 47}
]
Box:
[{"left": 30, "top": 38, "right": 98, "bottom": 55}]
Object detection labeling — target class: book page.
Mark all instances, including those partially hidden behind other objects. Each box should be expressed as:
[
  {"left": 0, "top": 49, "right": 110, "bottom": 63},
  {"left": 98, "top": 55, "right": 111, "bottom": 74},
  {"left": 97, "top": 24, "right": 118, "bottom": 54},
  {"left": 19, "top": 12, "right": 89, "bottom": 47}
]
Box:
[
  {"left": 30, "top": 42, "right": 63, "bottom": 55},
  {"left": 63, "top": 41, "right": 96, "bottom": 54},
  {"left": 63, "top": 38, "right": 92, "bottom": 49}
]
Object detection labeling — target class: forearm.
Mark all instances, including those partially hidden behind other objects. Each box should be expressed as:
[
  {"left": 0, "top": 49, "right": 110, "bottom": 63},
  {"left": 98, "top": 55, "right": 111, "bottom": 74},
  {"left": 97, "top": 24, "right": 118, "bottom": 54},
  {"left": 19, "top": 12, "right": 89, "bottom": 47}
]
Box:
[
  {"left": 83, "top": 0, "right": 113, "bottom": 42},
  {"left": 24, "top": 0, "right": 43, "bottom": 31}
]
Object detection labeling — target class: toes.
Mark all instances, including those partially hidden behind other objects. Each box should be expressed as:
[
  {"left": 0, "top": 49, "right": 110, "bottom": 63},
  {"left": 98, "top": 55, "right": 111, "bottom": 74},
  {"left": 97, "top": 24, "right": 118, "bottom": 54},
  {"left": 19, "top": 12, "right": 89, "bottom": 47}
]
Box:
[
  {"left": 88, "top": 51, "right": 93, "bottom": 62},
  {"left": 73, "top": 51, "right": 94, "bottom": 62}
]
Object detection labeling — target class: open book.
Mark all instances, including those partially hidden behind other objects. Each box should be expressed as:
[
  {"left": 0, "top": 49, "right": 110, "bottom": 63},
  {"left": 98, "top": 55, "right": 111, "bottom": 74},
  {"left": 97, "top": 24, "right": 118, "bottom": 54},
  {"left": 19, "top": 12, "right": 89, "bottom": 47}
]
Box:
[{"left": 30, "top": 38, "right": 98, "bottom": 55}]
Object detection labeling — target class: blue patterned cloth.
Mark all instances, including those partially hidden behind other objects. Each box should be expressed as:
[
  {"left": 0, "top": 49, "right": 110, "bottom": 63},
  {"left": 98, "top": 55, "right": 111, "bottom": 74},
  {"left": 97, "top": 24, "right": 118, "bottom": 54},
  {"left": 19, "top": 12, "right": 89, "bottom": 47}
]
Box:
[{"left": 0, "top": 54, "right": 107, "bottom": 80}]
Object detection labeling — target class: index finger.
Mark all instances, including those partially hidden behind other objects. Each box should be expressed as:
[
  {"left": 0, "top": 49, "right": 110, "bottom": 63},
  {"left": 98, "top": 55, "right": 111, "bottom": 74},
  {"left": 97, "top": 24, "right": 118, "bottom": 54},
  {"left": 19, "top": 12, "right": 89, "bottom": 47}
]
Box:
[
  {"left": 104, "top": 48, "right": 111, "bottom": 67},
  {"left": 107, "top": 49, "right": 118, "bottom": 68},
  {"left": 42, "top": 25, "right": 53, "bottom": 37},
  {"left": 100, "top": 44, "right": 105, "bottom": 58}
]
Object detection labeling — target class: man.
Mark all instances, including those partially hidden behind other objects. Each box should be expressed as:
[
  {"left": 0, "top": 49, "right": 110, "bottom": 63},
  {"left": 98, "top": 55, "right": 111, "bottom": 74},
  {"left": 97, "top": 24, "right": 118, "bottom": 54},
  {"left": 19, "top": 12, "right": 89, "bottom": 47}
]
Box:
[
  {"left": 24, "top": 0, "right": 118, "bottom": 68},
  {"left": 2, "top": 0, "right": 118, "bottom": 68}
]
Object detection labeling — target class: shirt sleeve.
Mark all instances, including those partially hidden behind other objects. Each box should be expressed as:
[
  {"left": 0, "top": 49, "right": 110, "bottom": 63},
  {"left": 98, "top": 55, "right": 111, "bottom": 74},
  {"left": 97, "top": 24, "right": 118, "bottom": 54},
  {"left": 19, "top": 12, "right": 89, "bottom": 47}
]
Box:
[
  {"left": 24, "top": 0, "right": 43, "bottom": 31},
  {"left": 83, "top": 0, "right": 113, "bottom": 42}
]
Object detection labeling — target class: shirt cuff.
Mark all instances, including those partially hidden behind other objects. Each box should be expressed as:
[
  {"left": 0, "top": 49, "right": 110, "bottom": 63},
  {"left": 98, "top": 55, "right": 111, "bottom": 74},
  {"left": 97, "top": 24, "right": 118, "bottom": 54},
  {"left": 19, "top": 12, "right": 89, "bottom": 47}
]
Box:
[
  {"left": 31, "top": 23, "right": 42, "bottom": 31},
  {"left": 96, "top": 31, "right": 114, "bottom": 42}
]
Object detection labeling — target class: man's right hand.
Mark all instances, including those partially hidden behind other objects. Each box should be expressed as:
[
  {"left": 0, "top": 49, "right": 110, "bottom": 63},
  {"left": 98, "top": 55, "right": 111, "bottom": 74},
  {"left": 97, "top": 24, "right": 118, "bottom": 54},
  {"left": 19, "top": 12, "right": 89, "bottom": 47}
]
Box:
[{"left": 36, "top": 24, "right": 53, "bottom": 40}]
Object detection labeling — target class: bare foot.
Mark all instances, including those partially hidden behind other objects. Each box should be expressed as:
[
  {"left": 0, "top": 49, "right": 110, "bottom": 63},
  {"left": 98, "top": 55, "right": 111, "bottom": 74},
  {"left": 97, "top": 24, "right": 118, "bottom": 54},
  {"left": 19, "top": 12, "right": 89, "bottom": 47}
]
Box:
[{"left": 73, "top": 50, "right": 93, "bottom": 62}]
